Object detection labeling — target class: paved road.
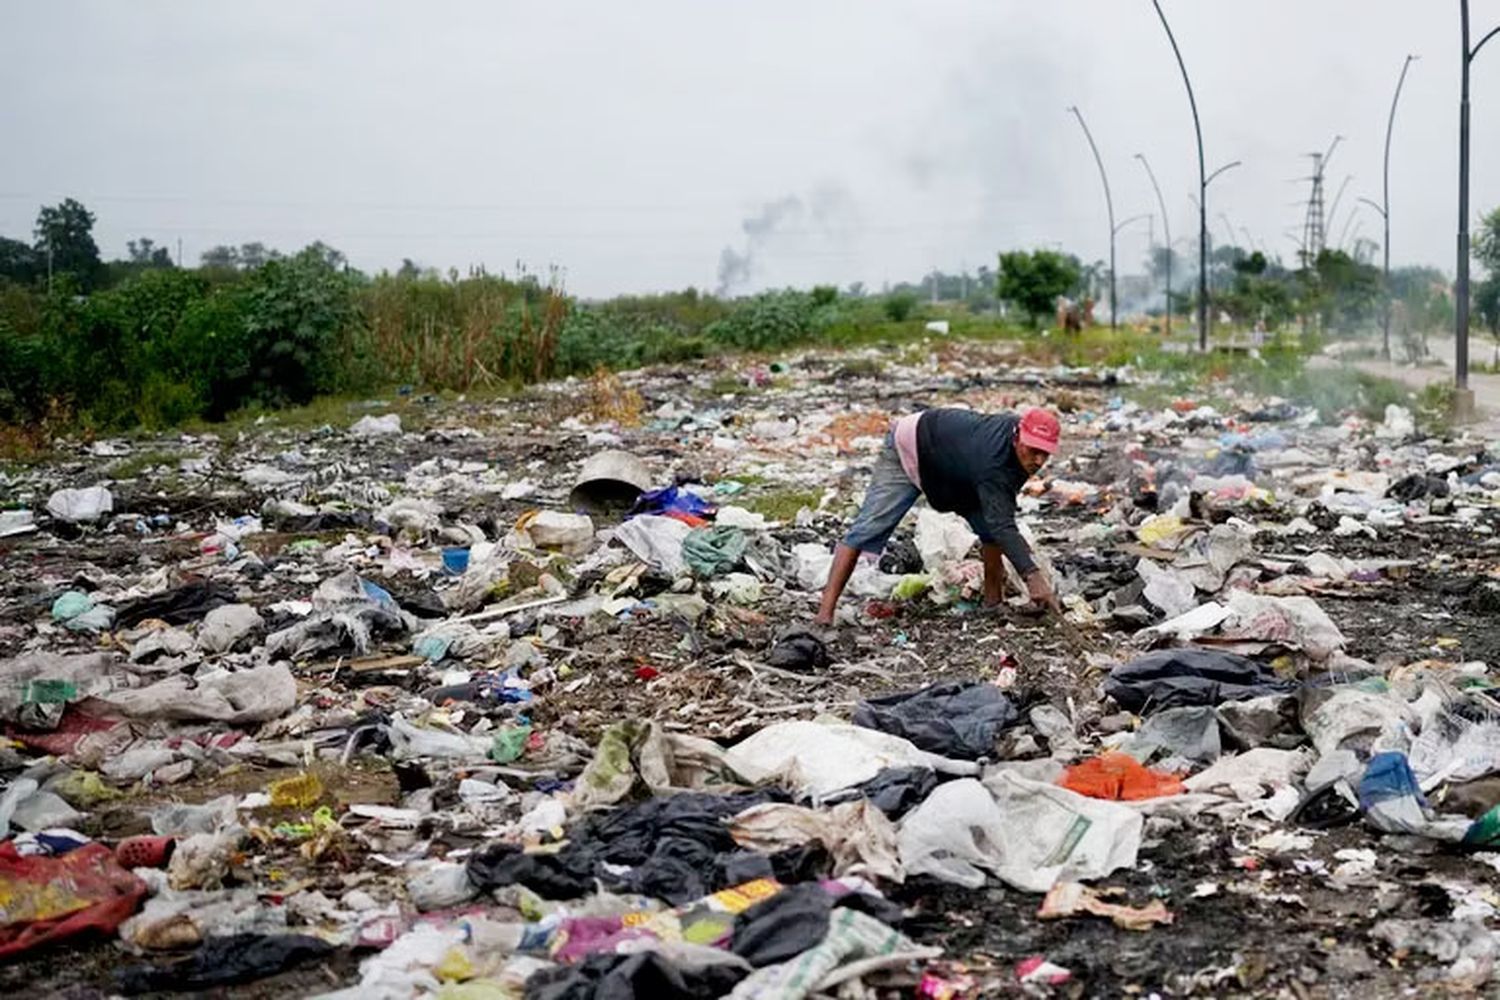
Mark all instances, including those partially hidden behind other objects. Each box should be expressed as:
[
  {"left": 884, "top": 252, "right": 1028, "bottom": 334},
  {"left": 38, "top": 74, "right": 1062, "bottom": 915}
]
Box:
[{"left": 1319, "top": 335, "right": 1500, "bottom": 435}]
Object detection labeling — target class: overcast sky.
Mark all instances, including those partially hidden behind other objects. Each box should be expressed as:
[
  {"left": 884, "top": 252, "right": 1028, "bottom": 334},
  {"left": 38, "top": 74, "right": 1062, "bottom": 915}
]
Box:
[{"left": 1, "top": 2, "right": 1496, "bottom": 297}]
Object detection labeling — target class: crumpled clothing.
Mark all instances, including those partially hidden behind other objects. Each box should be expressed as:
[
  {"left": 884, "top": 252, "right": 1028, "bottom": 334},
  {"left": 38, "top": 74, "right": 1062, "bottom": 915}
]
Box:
[
  {"left": 116, "top": 932, "right": 334, "bottom": 993},
  {"left": 725, "top": 908, "right": 939, "bottom": 1000},
  {"left": 727, "top": 881, "right": 904, "bottom": 971},
  {"left": 525, "top": 946, "right": 749, "bottom": 1000},
  {"left": 728, "top": 800, "right": 902, "bottom": 883},
  {"left": 114, "top": 580, "right": 239, "bottom": 628},
  {"left": 682, "top": 525, "right": 749, "bottom": 578},
  {"left": 471, "top": 792, "right": 786, "bottom": 906},
  {"left": 631, "top": 486, "right": 717, "bottom": 521},
  {"left": 571, "top": 719, "right": 748, "bottom": 812},
  {"left": 826, "top": 766, "right": 937, "bottom": 819}
]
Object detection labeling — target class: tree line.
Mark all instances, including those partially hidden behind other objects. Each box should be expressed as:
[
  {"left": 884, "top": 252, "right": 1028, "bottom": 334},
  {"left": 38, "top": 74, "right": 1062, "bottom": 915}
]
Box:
[{"left": 2, "top": 197, "right": 1497, "bottom": 434}]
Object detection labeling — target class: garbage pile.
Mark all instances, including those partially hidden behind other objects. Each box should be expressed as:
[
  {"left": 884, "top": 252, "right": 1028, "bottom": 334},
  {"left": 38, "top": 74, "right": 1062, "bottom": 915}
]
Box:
[{"left": 2, "top": 343, "right": 1500, "bottom": 996}]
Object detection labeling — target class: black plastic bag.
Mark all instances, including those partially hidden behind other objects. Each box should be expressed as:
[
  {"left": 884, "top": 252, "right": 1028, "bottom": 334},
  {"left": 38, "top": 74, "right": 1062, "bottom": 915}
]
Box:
[
  {"left": 1103, "top": 649, "right": 1296, "bottom": 715},
  {"left": 853, "top": 681, "right": 1016, "bottom": 759}
]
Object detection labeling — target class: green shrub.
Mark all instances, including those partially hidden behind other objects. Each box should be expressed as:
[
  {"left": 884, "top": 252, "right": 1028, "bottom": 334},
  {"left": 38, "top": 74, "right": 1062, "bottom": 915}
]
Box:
[
  {"left": 883, "top": 293, "right": 918, "bottom": 322},
  {"left": 706, "top": 291, "right": 816, "bottom": 350},
  {"left": 239, "top": 248, "right": 361, "bottom": 406}
]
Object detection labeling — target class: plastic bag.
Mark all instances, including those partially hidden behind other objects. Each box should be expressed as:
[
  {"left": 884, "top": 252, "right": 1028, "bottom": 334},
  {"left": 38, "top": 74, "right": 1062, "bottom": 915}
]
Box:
[
  {"left": 914, "top": 509, "right": 977, "bottom": 572},
  {"left": 791, "top": 543, "right": 833, "bottom": 591},
  {"left": 46, "top": 486, "right": 113, "bottom": 523},
  {"left": 522, "top": 511, "right": 595, "bottom": 555},
  {"left": 388, "top": 715, "right": 495, "bottom": 761},
  {"left": 725, "top": 720, "right": 978, "bottom": 802},
  {"left": 1059, "top": 753, "right": 1184, "bottom": 801},
  {"left": 1136, "top": 559, "right": 1197, "bottom": 618},
  {"left": 196, "top": 604, "right": 265, "bottom": 653},
  {"left": 614, "top": 515, "right": 692, "bottom": 576},
  {"left": 94, "top": 661, "right": 296, "bottom": 723},
  {"left": 1218, "top": 590, "right": 1347, "bottom": 661},
  {"left": 350, "top": 413, "right": 402, "bottom": 437},
  {"left": 853, "top": 681, "right": 1016, "bottom": 760},
  {"left": 1358, "top": 751, "right": 1468, "bottom": 840},
  {"left": 909, "top": 771, "right": 1141, "bottom": 892}
]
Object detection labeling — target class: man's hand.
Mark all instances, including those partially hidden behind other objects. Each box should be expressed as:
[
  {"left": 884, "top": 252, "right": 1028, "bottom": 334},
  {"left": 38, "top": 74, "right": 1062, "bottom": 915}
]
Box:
[{"left": 1025, "top": 569, "right": 1061, "bottom": 613}]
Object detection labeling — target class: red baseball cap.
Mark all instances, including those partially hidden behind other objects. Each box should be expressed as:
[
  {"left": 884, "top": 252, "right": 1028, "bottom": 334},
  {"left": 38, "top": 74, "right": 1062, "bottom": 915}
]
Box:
[{"left": 1018, "top": 408, "right": 1060, "bottom": 453}]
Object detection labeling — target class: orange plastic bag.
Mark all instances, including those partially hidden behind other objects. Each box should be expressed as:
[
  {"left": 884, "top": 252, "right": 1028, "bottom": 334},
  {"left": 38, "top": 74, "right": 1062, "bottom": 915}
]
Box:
[{"left": 1059, "top": 752, "right": 1183, "bottom": 801}]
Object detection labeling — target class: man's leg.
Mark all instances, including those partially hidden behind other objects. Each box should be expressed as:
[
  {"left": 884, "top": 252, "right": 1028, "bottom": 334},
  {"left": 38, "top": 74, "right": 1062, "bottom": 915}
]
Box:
[
  {"left": 814, "top": 440, "right": 919, "bottom": 625},
  {"left": 979, "top": 543, "right": 1007, "bottom": 606}
]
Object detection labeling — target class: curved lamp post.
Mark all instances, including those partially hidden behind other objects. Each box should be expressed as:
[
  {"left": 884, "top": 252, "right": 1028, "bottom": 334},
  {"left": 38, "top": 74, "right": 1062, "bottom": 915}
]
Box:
[
  {"left": 1068, "top": 105, "right": 1120, "bottom": 330},
  {"left": 1135, "top": 153, "right": 1173, "bottom": 336},
  {"left": 1149, "top": 0, "right": 1211, "bottom": 350},
  {"left": 1456, "top": 2, "right": 1498, "bottom": 409},
  {"left": 1356, "top": 54, "right": 1419, "bottom": 359}
]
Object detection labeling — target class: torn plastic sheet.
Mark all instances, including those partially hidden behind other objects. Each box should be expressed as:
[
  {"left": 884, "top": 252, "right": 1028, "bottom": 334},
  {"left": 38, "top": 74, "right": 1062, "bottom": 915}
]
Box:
[{"left": 725, "top": 720, "right": 978, "bottom": 802}]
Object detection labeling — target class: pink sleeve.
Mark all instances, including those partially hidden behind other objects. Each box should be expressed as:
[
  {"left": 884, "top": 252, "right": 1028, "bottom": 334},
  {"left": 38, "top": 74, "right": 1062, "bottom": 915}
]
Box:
[{"left": 892, "top": 413, "right": 922, "bottom": 489}]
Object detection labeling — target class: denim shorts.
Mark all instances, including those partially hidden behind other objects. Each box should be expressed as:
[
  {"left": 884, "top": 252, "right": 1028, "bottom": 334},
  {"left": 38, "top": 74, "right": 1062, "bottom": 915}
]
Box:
[{"left": 842, "top": 434, "right": 995, "bottom": 553}]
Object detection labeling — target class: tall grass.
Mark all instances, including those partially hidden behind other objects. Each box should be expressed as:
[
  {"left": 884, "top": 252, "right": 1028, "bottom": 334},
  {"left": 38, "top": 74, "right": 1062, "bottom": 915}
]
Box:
[{"left": 362, "top": 274, "right": 565, "bottom": 390}]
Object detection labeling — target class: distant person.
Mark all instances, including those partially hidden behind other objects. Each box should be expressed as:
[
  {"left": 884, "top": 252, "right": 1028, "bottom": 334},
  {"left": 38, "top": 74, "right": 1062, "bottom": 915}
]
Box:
[
  {"left": 1056, "top": 296, "right": 1083, "bottom": 334},
  {"left": 813, "top": 407, "right": 1062, "bottom": 624}
]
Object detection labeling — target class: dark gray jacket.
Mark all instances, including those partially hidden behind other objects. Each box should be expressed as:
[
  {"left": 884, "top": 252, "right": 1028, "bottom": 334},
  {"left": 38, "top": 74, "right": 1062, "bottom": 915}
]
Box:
[{"left": 915, "top": 408, "right": 1036, "bottom": 574}]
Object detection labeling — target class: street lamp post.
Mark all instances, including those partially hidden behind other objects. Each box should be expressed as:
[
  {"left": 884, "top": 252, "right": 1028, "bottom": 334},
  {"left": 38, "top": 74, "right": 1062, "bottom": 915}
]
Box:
[
  {"left": 1456, "top": 2, "right": 1499, "bottom": 414},
  {"left": 1356, "top": 54, "right": 1418, "bottom": 359},
  {"left": 1149, "top": 0, "right": 1214, "bottom": 351},
  {"left": 1135, "top": 154, "right": 1172, "bottom": 337},
  {"left": 1068, "top": 105, "right": 1119, "bottom": 331},
  {"left": 1191, "top": 161, "right": 1243, "bottom": 318}
]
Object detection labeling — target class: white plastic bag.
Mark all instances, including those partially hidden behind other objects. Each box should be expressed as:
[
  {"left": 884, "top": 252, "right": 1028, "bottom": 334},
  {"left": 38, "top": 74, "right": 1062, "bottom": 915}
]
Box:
[
  {"left": 388, "top": 715, "right": 495, "bottom": 761},
  {"left": 1137, "top": 558, "right": 1197, "bottom": 618},
  {"left": 524, "top": 511, "right": 595, "bottom": 554},
  {"left": 46, "top": 486, "right": 113, "bottom": 523},
  {"left": 791, "top": 543, "right": 833, "bottom": 590},
  {"left": 899, "top": 772, "right": 1143, "bottom": 893},
  {"left": 406, "top": 862, "right": 478, "bottom": 911},
  {"left": 197, "top": 604, "right": 265, "bottom": 653},
  {"left": 614, "top": 515, "right": 691, "bottom": 576},
  {"left": 895, "top": 779, "right": 1008, "bottom": 889},
  {"left": 1220, "top": 591, "right": 1347, "bottom": 661},
  {"left": 350, "top": 413, "right": 402, "bottom": 438},
  {"left": 914, "top": 509, "right": 977, "bottom": 572},
  {"left": 725, "top": 720, "right": 978, "bottom": 801}
]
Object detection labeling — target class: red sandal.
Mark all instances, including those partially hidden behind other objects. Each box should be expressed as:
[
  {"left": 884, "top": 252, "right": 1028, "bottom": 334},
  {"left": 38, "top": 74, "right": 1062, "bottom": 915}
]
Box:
[{"left": 114, "top": 835, "right": 175, "bottom": 869}]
